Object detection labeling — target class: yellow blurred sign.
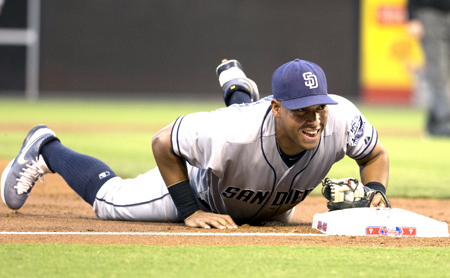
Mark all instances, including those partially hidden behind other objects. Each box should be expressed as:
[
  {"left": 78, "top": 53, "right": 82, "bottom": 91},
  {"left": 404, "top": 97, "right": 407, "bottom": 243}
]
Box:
[{"left": 360, "top": 0, "right": 424, "bottom": 103}]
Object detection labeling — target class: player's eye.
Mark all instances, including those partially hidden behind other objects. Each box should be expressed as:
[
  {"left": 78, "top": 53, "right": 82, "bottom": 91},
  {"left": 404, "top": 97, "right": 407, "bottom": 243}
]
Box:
[{"left": 318, "top": 105, "right": 327, "bottom": 110}]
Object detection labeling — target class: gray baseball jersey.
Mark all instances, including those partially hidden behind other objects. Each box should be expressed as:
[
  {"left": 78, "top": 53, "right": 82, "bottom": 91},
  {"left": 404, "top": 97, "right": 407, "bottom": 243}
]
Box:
[{"left": 171, "top": 94, "right": 377, "bottom": 224}]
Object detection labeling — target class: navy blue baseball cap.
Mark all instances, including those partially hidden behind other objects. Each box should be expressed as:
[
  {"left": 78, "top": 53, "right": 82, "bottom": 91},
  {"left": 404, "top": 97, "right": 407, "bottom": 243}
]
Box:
[{"left": 272, "top": 59, "right": 338, "bottom": 110}]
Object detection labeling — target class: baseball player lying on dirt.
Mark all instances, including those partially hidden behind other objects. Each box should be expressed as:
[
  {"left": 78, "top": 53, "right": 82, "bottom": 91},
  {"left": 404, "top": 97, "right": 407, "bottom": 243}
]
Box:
[{"left": 1, "top": 58, "right": 390, "bottom": 229}]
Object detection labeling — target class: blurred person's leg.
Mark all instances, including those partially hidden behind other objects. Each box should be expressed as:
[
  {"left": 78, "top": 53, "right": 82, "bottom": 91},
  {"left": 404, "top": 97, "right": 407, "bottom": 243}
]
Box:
[{"left": 419, "top": 8, "right": 450, "bottom": 135}]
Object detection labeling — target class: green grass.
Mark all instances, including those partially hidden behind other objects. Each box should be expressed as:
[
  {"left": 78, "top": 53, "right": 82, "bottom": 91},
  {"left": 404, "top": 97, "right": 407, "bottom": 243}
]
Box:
[
  {"left": 0, "top": 244, "right": 449, "bottom": 278},
  {"left": 0, "top": 98, "right": 224, "bottom": 125},
  {"left": 2, "top": 98, "right": 448, "bottom": 198},
  {"left": 0, "top": 98, "right": 224, "bottom": 177}
]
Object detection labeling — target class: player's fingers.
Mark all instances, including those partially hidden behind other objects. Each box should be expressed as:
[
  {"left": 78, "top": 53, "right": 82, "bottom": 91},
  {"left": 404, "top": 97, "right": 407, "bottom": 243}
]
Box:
[
  {"left": 370, "top": 193, "right": 385, "bottom": 208},
  {"left": 184, "top": 217, "right": 211, "bottom": 229},
  {"left": 195, "top": 220, "right": 211, "bottom": 229},
  {"left": 200, "top": 213, "right": 237, "bottom": 229},
  {"left": 370, "top": 197, "right": 377, "bottom": 207},
  {"left": 184, "top": 212, "right": 237, "bottom": 229},
  {"left": 215, "top": 217, "right": 236, "bottom": 229},
  {"left": 205, "top": 219, "right": 226, "bottom": 229},
  {"left": 220, "top": 215, "right": 238, "bottom": 229},
  {"left": 198, "top": 220, "right": 211, "bottom": 229},
  {"left": 370, "top": 199, "right": 379, "bottom": 208},
  {"left": 377, "top": 193, "right": 387, "bottom": 208},
  {"left": 205, "top": 214, "right": 239, "bottom": 229}
]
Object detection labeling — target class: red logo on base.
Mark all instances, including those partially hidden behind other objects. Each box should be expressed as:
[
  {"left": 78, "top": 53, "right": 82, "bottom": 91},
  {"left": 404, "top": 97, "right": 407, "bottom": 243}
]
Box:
[
  {"left": 317, "top": 221, "right": 328, "bottom": 232},
  {"left": 366, "top": 226, "right": 417, "bottom": 236}
]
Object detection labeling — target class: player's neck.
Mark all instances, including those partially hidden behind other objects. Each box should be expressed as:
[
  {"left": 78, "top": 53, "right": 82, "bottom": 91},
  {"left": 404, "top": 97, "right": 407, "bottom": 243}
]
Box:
[
  {"left": 275, "top": 121, "right": 305, "bottom": 156},
  {"left": 276, "top": 137, "right": 304, "bottom": 156}
]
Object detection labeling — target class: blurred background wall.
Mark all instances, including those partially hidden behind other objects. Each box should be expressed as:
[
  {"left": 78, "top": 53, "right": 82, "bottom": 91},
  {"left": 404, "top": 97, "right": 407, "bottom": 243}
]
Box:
[
  {"left": 0, "top": 0, "right": 359, "bottom": 100},
  {"left": 0, "top": 0, "right": 27, "bottom": 93},
  {"left": 2, "top": 0, "right": 422, "bottom": 104}
]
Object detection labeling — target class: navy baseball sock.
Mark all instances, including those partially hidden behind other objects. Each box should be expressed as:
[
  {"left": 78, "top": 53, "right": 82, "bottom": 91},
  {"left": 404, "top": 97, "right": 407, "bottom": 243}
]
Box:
[
  {"left": 41, "top": 140, "right": 117, "bottom": 206},
  {"left": 226, "top": 90, "right": 252, "bottom": 106}
]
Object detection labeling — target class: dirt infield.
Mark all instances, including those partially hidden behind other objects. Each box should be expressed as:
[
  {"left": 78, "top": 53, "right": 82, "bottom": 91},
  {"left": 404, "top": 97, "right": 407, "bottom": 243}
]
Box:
[{"left": 1, "top": 159, "right": 449, "bottom": 247}]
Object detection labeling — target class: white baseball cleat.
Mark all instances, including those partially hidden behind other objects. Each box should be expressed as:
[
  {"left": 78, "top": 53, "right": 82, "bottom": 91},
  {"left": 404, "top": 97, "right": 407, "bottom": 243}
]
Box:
[
  {"left": 1, "top": 125, "right": 58, "bottom": 210},
  {"left": 216, "top": 59, "right": 260, "bottom": 103}
]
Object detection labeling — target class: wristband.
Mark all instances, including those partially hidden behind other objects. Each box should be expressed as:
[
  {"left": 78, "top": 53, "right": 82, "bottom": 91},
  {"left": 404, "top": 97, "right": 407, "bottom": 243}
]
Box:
[
  {"left": 364, "top": 181, "right": 386, "bottom": 194},
  {"left": 167, "top": 180, "right": 201, "bottom": 220}
]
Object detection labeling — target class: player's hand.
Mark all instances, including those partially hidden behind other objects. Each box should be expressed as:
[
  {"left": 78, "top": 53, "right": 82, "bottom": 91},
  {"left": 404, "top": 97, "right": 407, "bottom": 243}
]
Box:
[
  {"left": 184, "top": 210, "right": 238, "bottom": 229},
  {"left": 370, "top": 193, "right": 388, "bottom": 208}
]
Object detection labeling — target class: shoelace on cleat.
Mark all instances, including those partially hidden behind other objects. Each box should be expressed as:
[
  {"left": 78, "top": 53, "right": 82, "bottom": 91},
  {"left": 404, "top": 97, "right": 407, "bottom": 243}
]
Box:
[{"left": 14, "top": 158, "right": 46, "bottom": 195}]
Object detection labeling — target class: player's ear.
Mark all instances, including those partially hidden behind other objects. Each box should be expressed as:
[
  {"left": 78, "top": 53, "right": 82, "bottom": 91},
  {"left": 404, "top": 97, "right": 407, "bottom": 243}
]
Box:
[{"left": 271, "top": 99, "right": 282, "bottom": 118}]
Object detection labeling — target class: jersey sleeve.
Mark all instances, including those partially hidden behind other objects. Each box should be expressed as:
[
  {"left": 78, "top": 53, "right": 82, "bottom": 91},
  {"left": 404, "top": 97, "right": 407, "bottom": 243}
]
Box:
[
  {"left": 346, "top": 113, "right": 378, "bottom": 160},
  {"left": 170, "top": 99, "right": 271, "bottom": 172},
  {"left": 170, "top": 110, "right": 228, "bottom": 172},
  {"left": 335, "top": 96, "right": 379, "bottom": 160}
]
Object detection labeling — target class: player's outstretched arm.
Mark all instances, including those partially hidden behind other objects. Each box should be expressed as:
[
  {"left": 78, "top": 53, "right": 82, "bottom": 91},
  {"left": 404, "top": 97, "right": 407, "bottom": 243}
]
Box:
[
  {"left": 152, "top": 124, "right": 237, "bottom": 229},
  {"left": 356, "top": 141, "right": 389, "bottom": 208}
]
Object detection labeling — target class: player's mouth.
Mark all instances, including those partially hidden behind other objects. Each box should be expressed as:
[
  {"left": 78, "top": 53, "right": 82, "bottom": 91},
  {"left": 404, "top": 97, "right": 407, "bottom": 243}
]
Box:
[{"left": 301, "top": 129, "right": 320, "bottom": 140}]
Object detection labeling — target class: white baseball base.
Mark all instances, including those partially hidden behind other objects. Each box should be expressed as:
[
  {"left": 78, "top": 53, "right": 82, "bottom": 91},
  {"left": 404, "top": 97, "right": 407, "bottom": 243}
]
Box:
[{"left": 312, "top": 208, "right": 449, "bottom": 237}]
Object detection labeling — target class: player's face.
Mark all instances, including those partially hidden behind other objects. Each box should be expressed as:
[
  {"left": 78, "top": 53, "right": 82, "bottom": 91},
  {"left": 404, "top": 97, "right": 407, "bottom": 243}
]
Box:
[{"left": 272, "top": 100, "right": 328, "bottom": 155}]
